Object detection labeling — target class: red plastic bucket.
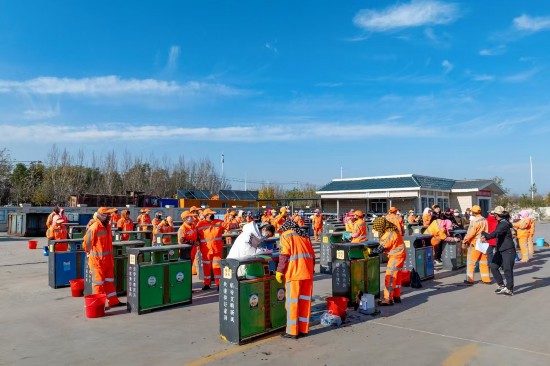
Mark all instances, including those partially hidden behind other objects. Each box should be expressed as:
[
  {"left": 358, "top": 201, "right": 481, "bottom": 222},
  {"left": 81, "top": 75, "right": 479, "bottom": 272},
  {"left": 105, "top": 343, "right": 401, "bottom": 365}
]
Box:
[
  {"left": 401, "top": 270, "right": 411, "bottom": 287},
  {"left": 28, "top": 240, "right": 38, "bottom": 250},
  {"left": 327, "top": 296, "right": 349, "bottom": 321},
  {"left": 84, "top": 294, "right": 106, "bottom": 318},
  {"left": 69, "top": 279, "right": 85, "bottom": 297}
]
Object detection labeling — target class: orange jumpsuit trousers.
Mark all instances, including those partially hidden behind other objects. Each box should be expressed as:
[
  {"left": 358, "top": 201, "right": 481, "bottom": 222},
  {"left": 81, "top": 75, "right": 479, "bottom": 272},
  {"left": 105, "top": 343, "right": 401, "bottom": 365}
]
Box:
[
  {"left": 466, "top": 245, "right": 491, "bottom": 283},
  {"left": 89, "top": 255, "right": 120, "bottom": 307},
  {"left": 285, "top": 280, "right": 313, "bottom": 336},
  {"left": 200, "top": 242, "right": 222, "bottom": 286},
  {"left": 384, "top": 254, "right": 405, "bottom": 300}
]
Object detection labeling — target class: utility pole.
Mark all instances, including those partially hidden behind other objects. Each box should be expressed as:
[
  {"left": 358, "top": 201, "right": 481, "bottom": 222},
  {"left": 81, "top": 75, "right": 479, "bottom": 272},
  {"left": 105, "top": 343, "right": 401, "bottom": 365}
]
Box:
[
  {"left": 244, "top": 173, "right": 247, "bottom": 191},
  {"left": 221, "top": 153, "right": 224, "bottom": 177},
  {"left": 530, "top": 156, "right": 534, "bottom": 201},
  {"left": 340, "top": 166, "right": 343, "bottom": 179}
]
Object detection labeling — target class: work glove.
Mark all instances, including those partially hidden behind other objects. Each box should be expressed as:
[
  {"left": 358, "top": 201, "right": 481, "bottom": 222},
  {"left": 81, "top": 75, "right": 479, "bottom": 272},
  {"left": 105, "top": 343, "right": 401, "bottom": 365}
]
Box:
[
  {"left": 275, "top": 271, "right": 284, "bottom": 284},
  {"left": 375, "top": 245, "right": 385, "bottom": 254}
]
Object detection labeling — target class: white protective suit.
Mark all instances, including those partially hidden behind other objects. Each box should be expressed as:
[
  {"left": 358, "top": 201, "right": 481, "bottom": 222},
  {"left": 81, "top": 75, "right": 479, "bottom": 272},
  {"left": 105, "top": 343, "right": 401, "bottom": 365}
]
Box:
[{"left": 227, "top": 222, "right": 268, "bottom": 259}]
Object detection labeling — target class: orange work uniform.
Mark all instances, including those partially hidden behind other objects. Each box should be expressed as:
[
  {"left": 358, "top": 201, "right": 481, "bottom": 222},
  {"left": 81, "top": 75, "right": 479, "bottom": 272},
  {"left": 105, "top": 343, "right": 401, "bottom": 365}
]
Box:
[
  {"left": 51, "top": 222, "right": 69, "bottom": 252},
  {"left": 116, "top": 217, "right": 134, "bottom": 241},
  {"left": 156, "top": 220, "right": 174, "bottom": 245},
  {"left": 463, "top": 215, "right": 490, "bottom": 283},
  {"left": 137, "top": 213, "right": 152, "bottom": 232},
  {"left": 110, "top": 213, "right": 121, "bottom": 228},
  {"left": 278, "top": 230, "right": 315, "bottom": 337},
  {"left": 380, "top": 230, "right": 406, "bottom": 301},
  {"left": 422, "top": 213, "right": 432, "bottom": 228},
  {"left": 293, "top": 215, "right": 305, "bottom": 227},
  {"left": 385, "top": 213, "right": 404, "bottom": 236},
  {"left": 83, "top": 221, "right": 120, "bottom": 307},
  {"left": 425, "top": 219, "right": 448, "bottom": 247},
  {"left": 351, "top": 218, "right": 367, "bottom": 243},
  {"left": 513, "top": 218, "right": 532, "bottom": 262},
  {"left": 46, "top": 211, "right": 56, "bottom": 229},
  {"left": 312, "top": 214, "right": 323, "bottom": 241},
  {"left": 178, "top": 222, "right": 198, "bottom": 274},
  {"left": 529, "top": 218, "right": 536, "bottom": 257},
  {"left": 196, "top": 219, "right": 225, "bottom": 286}
]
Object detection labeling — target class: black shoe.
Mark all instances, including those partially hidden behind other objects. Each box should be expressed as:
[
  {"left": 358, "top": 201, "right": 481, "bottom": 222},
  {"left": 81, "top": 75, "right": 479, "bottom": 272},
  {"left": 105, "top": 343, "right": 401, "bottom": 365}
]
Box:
[
  {"left": 393, "top": 296, "right": 401, "bottom": 303},
  {"left": 463, "top": 280, "right": 474, "bottom": 286},
  {"left": 299, "top": 332, "right": 308, "bottom": 338},
  {"left": 377, "top": 299, "right": 394, "bottom": 306},
  {"left": 280, "top": 333, "right": 298, "bottom": 339},
  {"left": 216, "top": 286, "right": 220, "bottom": 292},
  {"left": 110, "top": 302, "right": 126, "bottom": 308},
  {"left": 202, "top": 285, "right": 211, "bottom": 291},
  {"left": 482, "top": 281, "right": 493, "bottom": 285}
]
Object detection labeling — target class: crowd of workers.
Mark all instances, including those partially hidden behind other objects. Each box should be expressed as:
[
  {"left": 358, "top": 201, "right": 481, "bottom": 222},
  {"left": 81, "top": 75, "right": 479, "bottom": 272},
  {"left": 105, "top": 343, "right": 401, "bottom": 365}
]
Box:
[{"left": 44, "top": 202, "right": 537, "bottom": 338}]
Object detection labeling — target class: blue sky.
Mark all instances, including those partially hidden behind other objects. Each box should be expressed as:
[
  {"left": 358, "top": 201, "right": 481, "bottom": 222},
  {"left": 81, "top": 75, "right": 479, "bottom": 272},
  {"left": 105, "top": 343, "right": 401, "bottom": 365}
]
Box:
[{"left": 1, "top": 0, "right": 549, "bottom": 194}]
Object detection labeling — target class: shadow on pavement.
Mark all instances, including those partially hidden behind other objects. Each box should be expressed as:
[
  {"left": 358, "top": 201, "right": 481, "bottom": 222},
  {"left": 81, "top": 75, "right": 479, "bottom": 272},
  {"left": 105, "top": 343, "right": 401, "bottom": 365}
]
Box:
[{"left": 513, "top": 276, "right": 550, "bottom": 295}]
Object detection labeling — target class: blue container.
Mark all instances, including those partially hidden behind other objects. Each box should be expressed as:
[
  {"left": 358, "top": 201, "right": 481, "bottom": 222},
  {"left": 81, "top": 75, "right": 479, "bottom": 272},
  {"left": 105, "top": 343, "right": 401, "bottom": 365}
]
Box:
[
  {"left": 425, "top": 247, "right": 434, "bottom": 278},
  {"left": 48, "top": 250, "right": 86, "bottom": 288},
  {"left": 43, "top": 246, "right": 49, "bottom": 257},
  {"left": 536, "top": 238, "right": 545, "bottom": 247},
  {"left": 78, "top": 214, "right": 93, "bottom": 226}
]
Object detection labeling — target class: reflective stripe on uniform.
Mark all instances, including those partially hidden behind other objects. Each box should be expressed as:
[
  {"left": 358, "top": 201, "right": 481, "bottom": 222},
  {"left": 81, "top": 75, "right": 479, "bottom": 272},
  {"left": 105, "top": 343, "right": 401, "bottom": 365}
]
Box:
[
  {"left": 298, "top": 317, "right": 309, "bottom": 323},
  {"left": 106, "top": 292, "right": 117, "bottom": 298},
  {"left": 284, "top": 232, "right": 298, "bottom": 239},
  {"left": 90, "top": 251, "right": 111, "bottom": 256},
  {"left": 202, "top": 260, "right": 212, "bottom": 264},
  {"left": 92, "top": 280, "right": 104, "bottom": 285},
  {"left": 289, "top": 253, "right": 314, "bottom": 261},
  {"left": 97, "top": 231, "right": 107, "bottom": 237},
  {"left": 105, "top": 277, "right": 114, "bottom": 282},
  {"left": 388, "top": 245, "right": 405, "bottom": 255},
  {"left": 299, "top": 295, "right": 311, "bottom": 301}
]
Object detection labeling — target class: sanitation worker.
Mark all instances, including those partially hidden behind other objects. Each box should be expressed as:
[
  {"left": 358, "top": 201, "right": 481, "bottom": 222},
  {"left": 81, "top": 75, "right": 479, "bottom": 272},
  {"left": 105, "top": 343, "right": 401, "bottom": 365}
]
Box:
[
  {"left": 276, "top": 220, "right": 315, "bottom": 339},
  {"left": 152, "top": 211, "right": 163, "bottom": 228},
  {"left": 513, "top": 210, "right": 533, "bottom": 262},
  {"left": 116, "top": 210, "right": 134, "bottom": 241},
  {"left": 190, "top": 206, "right": 200, "bottom": 224},
  {"left": 272, "top": 207, "right": 289, "bottom": 233},
  {"left": 83, "top": 207, "right": 124, "bottom": 308},
  {"left": 421, "top": 207, "right": 432, "bottom": 229},
  {"left": 110, "top": 208, "right": 121, "bottom": 228},
  {"left": 178, "top": 211, "right": 199, "bottom": 274},
  {"left": 196, "top": 208, "right": 225, "bottom": 290},
  {"left": 463, "top": 205, "right": 491, "bottom": 285},
  {"left": 51, "top": 217, "right": 69, "bottom": 252},
  {"left": 373, "top": 217, "right": 406, "bottom": 306},
  {"left": 293, "top": 212, "right": 305, "bottom": 227},
  {"left": 407, "top": 210, "right": 418, "bottom": 224},
  {"left": 529, "top": 214, "right": 536, "bottom": 258},
  {"left": 86, "top": 213, "right": 97, "bottom": 229},
  {"left": 385, "top": 207, "right": 404, "bottom": 236},
  {"left": 425, "top": 218, "right": 460, "bottom": 266},
  {"left": 227, "top": 222, "right": 276, "bottom": 259},
  {"left": 46, "top": 205, "right": 61, "bottom": 229},
  {"left": 156, "top": 216, "right": 174, "bottom": 245},
  {"left": 351, "top": 210, "right": 367, "bottom": 243},
  {"left": 137, "top": 208, "right": 152, "bottom": 232},
  {"left": 312, "top": 209, "right": 323, "bottom": 242}
]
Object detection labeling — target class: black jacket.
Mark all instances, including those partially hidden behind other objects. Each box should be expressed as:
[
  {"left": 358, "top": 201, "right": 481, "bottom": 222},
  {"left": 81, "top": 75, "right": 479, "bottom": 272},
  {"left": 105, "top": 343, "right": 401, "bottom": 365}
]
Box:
[{"left": 482, "top": 219, "right": 515, "bottom": 252}]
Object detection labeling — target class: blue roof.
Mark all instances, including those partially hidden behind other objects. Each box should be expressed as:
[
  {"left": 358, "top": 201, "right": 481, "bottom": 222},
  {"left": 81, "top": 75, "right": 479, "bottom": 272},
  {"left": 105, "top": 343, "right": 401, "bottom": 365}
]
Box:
[{"left": 317, "top": 175, "right": 499, "bottom": 193}]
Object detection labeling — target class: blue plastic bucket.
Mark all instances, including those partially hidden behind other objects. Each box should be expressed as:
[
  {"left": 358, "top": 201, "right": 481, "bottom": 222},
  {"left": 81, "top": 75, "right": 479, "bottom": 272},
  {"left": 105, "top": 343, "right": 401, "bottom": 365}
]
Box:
[{"left": 536, "top": 238, "right": 545, "bottom": 247}]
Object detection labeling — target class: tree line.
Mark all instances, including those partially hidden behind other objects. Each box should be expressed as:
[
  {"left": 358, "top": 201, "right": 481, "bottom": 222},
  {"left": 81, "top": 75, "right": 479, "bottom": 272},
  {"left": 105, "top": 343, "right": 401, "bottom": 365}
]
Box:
[{"left": 0, "top": 145, "right": 322, "bottom": 207}]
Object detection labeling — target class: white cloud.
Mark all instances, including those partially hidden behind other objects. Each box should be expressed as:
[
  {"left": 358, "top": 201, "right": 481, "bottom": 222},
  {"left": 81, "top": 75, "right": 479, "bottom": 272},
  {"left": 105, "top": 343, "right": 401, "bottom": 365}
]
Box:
[
  {"left": 0, "top": 121, "right": 437, "bottom": 143},
  {"left": 441, "top": 59, "right": 453, "bottom": 73},
  {"left": 0, "top": 76, "right": 246, "bottom": 97},
  {"left": 479, "top": 45, "right": 506, "bottom": 56},
  {"left": 265, "top": 42, "right": 279, "bottom": 54},
  {"left": 353, "top": 0, "right": 460, "bottom": 32},
  {"left": 513, "top": 14, "right": 550, "bottom": 32},
  {"left": 166, "top": 46, "right": 180, "bottom": 72},
  {"left": 472, "top": 74, "right": 495, "bottom": 82},
  {"left": 502, "top": 68, "right": 542, "bottom": 83},
  {"left": 315, "top": 82, "right": 343, "bottom": 88}
]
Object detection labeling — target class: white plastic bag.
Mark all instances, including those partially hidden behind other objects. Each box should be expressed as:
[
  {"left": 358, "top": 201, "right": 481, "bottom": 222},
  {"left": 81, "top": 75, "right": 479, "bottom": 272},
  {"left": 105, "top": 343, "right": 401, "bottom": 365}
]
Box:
[
  {"left": 475, "top": 238, "right": 489, "bottom": 254},
  {"left": 320, "top": 311, "right": 342, "bottom": 326}
]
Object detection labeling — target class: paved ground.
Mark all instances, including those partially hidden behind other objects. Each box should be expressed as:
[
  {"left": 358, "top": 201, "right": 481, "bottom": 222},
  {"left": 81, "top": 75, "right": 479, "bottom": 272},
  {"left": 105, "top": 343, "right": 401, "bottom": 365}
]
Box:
[{"left": 1, "top": 225, "right": 550, "bottom": 366}]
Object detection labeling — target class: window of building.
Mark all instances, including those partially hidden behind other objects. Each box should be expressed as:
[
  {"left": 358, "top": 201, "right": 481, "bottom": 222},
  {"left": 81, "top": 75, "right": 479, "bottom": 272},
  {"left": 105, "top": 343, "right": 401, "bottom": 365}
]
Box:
[
  {"left": 437, "top": 197, "right": 449, "bottom": 210},
  {"left": 370, "top": 199, "right": 387, "bottom": 214}
]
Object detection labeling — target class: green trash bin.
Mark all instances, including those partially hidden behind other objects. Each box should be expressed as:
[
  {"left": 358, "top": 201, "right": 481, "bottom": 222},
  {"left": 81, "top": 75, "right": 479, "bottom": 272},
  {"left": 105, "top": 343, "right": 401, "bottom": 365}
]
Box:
[
  {"left": 331, "top": 241, "right": 381, "bottom": 306},
  {"left": 83, "top": 240, "right": 147, "bottom": 296},
  {"left": 219, "top": 255, "right": 286, "bottom": 344},
  {"left": 127, "top": 244, "right": 193, "bottom": 314},
  {"left": 69, "top": 225, "right": 87, "bottom": 239}
]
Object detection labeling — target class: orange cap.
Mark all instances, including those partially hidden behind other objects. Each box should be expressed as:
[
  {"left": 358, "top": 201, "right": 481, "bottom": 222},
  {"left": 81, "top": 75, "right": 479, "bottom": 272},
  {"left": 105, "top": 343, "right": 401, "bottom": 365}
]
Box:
[
  {"left": 471, "top": 205, "right": 482, "bottom": 214},
  {"left": 230, "top": 211, "right": 236, "bottom": 216},
  {"left": 190, "top": 206, "right": 198, "bottom": 212},
  {"left": 180, "top": 211, "right": 196, "bottom": 219},
  {"left": 97, "top": 207, "right": 117, "bottom": 214},
  {"left": 354, "top": 210, "right": 364, "bottom": 217},
  {"left": 389, "top": 207, "right": 397, "bottom": 213},
  {"left": 203, "top": 208, "right": 216, "bottom": 215}
]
